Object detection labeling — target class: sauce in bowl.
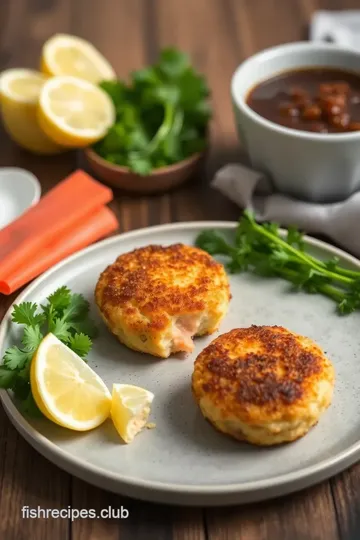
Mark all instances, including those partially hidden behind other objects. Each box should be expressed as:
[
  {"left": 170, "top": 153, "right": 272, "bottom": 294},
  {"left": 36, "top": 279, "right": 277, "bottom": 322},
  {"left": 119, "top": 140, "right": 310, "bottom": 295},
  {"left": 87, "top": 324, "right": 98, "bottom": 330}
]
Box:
[{"left": 246, "top": 67, "right": 360, "bottom": 134}]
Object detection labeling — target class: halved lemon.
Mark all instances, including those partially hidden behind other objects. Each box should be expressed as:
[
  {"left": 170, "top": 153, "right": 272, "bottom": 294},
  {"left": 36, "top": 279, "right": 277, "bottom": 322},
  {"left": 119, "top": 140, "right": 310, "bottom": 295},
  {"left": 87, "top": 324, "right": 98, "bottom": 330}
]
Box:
[
  {"left": 111, "top": 384, "right": 154, "bottom": 443},
  {"left": 41, "top": 34, "right": 116, "bottom": 83},
  {"left": 37, "top": 75, "right": 115, "bottom": 147},
  {"left": 30, "top": 333, "right": 111, "bottom": 431},
  {"left": 0, "top": 68, "right": 63, "bottom": 154}
]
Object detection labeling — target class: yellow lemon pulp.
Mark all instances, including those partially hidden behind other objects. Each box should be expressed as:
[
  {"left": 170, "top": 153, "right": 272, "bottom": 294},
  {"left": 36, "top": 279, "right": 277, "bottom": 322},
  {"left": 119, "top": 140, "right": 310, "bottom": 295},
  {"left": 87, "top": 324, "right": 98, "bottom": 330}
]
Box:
[
  {"left": 41, "top": 34, "right": 116, "bottom": 83},
  {"left": 30, "top": 333, "right": 111, "bottom": 431},
  {"left": 37, "top": 75, "right": 115, "bottom": 147},
  {"left": 0, "top": 68, "right": 63, "bottom": 154},
  {"left": 111, "top": 384, "right": 154, "bottom": 443}
]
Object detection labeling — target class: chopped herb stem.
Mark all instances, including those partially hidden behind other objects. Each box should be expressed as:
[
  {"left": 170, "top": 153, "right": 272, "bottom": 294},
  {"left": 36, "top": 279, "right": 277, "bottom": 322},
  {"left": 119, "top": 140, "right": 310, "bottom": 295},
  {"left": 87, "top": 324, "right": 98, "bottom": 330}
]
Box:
[
  {"left": 252, "top": 220, "right": 353, "bottom": 285},
  {"left": 195, "top": 211, "right": 360, "bottom": 315}
]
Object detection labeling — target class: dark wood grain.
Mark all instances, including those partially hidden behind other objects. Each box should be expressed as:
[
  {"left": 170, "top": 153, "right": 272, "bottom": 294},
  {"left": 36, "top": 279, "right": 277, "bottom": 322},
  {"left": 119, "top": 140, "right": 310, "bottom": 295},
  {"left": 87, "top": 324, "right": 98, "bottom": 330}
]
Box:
[
  {"left": 1, "top": 0, "right": 360, "bottom": 539},
  {"left": 206, "top": 485, "right": 339, "bottom": 540},
  {"left": 0, "top": 1, "right": 74, "bottom": 539}
]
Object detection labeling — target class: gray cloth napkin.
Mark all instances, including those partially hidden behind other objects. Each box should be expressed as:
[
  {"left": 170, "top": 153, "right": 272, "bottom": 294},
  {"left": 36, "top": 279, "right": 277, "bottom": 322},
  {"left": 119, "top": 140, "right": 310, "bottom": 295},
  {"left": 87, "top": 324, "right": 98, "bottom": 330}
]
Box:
[
  {"left": 212, "top": 164, "right": 360, "bottom": 257},
  {"left": 310, "top": 10, "right": 360, "bottom": 49}
]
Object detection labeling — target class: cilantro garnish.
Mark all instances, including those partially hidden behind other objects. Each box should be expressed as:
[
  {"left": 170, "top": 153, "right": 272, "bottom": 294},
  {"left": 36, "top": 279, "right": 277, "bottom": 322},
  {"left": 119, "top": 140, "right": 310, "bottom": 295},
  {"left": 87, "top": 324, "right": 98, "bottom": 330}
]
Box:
[
  {"left": 92, "top": 47, "right": 211, "bottom": 175},
  {"left": 0, "top": 286, "right": 98, "bottom": 416},
  {"left": 195, "top": 210, "right": 360, "bottom": 315}
]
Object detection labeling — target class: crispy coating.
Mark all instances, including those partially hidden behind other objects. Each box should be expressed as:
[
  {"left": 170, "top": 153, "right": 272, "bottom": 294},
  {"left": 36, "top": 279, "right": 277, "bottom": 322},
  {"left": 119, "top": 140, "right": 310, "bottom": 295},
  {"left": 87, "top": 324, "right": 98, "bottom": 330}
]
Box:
[
  {"left": 95, "top": 244, "right": 230, "bottom": 358},
  {"left": 192, "top": 325, "right": 335, "bottom": 445}
]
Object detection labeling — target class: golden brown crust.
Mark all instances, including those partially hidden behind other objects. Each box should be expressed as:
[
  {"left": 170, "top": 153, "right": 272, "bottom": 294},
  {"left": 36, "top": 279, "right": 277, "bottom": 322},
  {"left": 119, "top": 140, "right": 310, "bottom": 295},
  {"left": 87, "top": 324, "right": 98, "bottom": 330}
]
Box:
[
  {"left": 206, "top": 416, "right": 318, "bottom": 445},
  {"left": 95, "top": 244, "right": 230, "bottom": 357},
  {"left": 192, "top": 325, "right": 335, "bottom": 426}
]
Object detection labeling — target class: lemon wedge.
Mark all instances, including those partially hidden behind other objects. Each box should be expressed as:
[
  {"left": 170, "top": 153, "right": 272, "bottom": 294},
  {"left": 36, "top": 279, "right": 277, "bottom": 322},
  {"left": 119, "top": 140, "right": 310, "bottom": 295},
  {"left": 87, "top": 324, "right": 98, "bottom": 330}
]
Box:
[
  {"left": 111, "top": 384, "right": 154, "bottom": 443},
  {"left": 0, "top": 68, "right": 63, "bottom": 154},
  {"left": 41, "top": 34, "right": 116, "bottom": 83},
  {"left": 30, "top": 333, "right": 111, "bottom": 431},
  {"left": 37, "top": 75, "right": 115, "bottom": 147}
]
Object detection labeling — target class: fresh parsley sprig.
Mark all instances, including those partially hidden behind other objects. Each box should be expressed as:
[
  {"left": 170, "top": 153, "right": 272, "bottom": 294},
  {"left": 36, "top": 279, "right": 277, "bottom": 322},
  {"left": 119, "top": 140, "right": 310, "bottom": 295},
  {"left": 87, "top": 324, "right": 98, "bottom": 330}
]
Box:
[
  {"left": 195, "top": 210, "right": 360, "bottom": 315},
  {"left": 93, "top": 47, "right": 211, "bottom": 175},
  {"left": 0, "top": 286, "right": 98, "bottom": 415}
]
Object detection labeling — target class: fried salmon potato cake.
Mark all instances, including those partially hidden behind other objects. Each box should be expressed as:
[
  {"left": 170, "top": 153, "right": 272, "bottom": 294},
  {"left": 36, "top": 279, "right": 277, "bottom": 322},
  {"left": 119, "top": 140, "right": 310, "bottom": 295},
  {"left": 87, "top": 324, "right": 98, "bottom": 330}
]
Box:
[
  {"left": 95, "top": 244, "right": 230, "bottom": 358},
  {"left": 192, "top": 326, "right": 335, "bottom": 445}
]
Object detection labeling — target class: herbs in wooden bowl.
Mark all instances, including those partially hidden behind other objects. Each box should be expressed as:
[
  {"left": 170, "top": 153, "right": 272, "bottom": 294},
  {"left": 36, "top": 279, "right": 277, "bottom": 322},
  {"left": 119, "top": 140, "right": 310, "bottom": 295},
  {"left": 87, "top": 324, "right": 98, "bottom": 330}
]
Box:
[{"left": 84, "top": 48, "right": 211, "bottom": 193}]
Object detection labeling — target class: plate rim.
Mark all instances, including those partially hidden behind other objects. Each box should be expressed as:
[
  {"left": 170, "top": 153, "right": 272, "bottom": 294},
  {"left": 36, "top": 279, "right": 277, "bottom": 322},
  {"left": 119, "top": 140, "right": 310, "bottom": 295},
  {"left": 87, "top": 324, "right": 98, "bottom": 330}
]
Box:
[{"left": 1, "top": 220, "right": 360, "bottom": 504}]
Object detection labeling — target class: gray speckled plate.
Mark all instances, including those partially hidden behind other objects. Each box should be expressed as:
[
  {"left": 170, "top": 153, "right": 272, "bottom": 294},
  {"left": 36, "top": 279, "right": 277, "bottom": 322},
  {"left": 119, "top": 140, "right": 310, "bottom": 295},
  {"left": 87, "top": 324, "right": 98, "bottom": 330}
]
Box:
[{"left": 1, "top": 222, "right": 360, "bottom": 506}]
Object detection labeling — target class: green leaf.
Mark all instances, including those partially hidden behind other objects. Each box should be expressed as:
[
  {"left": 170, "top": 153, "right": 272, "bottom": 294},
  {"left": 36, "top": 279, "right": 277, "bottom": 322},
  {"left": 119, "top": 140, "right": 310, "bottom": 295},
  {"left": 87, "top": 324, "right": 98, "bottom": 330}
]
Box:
[
  {"left": 263, "top": 222, "right": 280, "bottom": 237},
  {"left": 99, "top": 124, "right": 128, "bottom": 153},
  {"left": 337, "top": 293, "right": 360, "bottom": 314},
  {"left": 100, "top": 152, "right": 128, "bottom": 166},
  {"left": 325, "top": 256, "right": 340, "bottom": 271},
  {"left": 195, "top": 230, "right": 233, "bottom": 256},
  {"left": 49, "top": 318, "right": 71, "bottom": 342},
  {"left": 150, "top": 85, "right": 180, "bottom": 106},
  {"left": 158, "top": 48, "right": 190, "bottom": 79},
  {"left": 12, "top": 302, "right": 45, "bottom": 327},
  {"left": 177, "top": 70, "right": 210, "bottom": 109},
  {"left": 286, "top": 226, "right": 304, "bottom": 250},
  {"left": 128, "top": 126, "right": 150, "bottom": 151},
  {"left": 22, "top": 325, "right": 43, "bottom": 352},
  {"left": 2, "top": 285, "right": 99, "bottom": 412},
  {"left": 95, "top": 47, "right": 211, "bottom": 172},
  {"left": 40, "top": 302, "right": 53, "bottom": 322},
  {"left": 99, "top": 80, "right": 127, "bottom": 107},
  {"left": 69, "top": 319, "right": 99, "bottom": 339},
  {"left": 47, "top": 286, "right": 72, "bottom": 312},
  {"left": 269, "top": 249, "right": 291, "bottom": 268},
  {"left": 0, "top": 367, "right": 16, "bottom": 388},
  {"left": 3, "top": 347, "right": 31, "bottom": 370},
  {"left": 62, "top": 294, "right": 90, "bottom": 322},
  {"left": 128, "top": 152, "right": 153, "bottom": 176},
  {"left": 11, "top": 366, "right": 31, "bottom": 400},
  {"left": 20, "top": 392, "right": 43, "bottom": 417},
  {"left": 131, "top": 67, "right": 159, "bottom": 87},
  {"left": 68, "top": 333, "right": 92, "bottom": 359}
]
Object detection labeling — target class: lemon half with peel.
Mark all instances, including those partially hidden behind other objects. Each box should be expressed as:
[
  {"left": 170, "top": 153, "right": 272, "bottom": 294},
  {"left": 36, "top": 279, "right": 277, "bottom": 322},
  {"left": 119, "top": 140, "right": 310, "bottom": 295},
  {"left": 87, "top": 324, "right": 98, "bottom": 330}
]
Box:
[
  {"left": 111, "top": 384, "right": 154, "bottom": 443},
  {"left": 30, "top": 333, "right": 111, "bottom": 431},
  {"left": 0, "top": 68, "right": 63, "bottom": 154},
  {"left": 41, "top": 34, "right": 116, "bottom": 83},
  {"left": 37, "top": 75, "right": 115, "bottom": 147}
]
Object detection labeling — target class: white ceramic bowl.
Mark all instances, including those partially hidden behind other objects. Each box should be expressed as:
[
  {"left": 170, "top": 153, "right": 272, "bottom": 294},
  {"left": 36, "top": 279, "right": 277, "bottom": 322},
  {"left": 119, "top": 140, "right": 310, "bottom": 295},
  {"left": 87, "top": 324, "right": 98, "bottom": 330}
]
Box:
[
  {"left": 231, "top": 42, "right": 360, "bottom": 203},
  {"left": 0, "top": 168, "right": 41, "bottom": 229}
]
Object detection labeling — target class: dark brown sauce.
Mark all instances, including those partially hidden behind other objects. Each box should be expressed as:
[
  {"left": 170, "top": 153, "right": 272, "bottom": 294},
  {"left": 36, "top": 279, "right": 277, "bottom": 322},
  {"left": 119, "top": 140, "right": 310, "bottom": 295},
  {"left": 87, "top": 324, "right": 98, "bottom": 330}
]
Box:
[{"left": 246, "top": 67, "right": 360, "bottom": 134}]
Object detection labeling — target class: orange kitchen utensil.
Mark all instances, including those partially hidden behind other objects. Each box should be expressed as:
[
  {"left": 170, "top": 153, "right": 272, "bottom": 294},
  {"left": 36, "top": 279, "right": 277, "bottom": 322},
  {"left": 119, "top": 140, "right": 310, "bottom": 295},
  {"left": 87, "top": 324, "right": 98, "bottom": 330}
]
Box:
[{"left": 0, "top": 169, "right": 119, "bottom": 294}]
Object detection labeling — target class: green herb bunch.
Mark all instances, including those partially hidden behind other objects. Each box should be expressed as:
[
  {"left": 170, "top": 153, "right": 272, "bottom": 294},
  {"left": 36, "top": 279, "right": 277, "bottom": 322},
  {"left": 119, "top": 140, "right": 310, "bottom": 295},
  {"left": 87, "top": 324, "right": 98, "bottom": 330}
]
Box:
[
  {"left": 0, "top": 286, "right": 98, "bottom": 415},
  {"left": 196, "top": 210, "right": 360, "bottom": 315},
  {"left": 93, "top": 47, "right": 211, "bottom": 175}
]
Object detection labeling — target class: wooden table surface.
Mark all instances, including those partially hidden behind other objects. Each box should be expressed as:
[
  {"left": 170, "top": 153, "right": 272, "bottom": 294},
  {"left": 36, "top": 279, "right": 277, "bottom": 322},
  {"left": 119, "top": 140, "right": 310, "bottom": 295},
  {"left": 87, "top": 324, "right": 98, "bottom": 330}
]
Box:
[{"left": 1, "top": 0, "right": 360, "bottom": 538}]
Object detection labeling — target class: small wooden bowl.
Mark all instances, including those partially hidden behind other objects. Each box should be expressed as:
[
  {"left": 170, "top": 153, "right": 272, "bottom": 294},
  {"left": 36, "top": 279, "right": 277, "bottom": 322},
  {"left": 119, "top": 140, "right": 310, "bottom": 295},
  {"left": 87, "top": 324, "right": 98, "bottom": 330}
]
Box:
[{"left": 84, "top": 147, "right": 205, "bottom": 194}]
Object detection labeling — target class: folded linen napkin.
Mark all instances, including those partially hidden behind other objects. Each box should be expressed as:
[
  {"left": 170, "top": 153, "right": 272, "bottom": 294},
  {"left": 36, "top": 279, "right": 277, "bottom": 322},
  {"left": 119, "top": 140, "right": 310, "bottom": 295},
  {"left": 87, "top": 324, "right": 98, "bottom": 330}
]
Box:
[
  {"left": 0, "top": 170, "right": 119, "bottom": 295},
  {"left": 212, "top": 164, "right": 360, "bottom": 257}
]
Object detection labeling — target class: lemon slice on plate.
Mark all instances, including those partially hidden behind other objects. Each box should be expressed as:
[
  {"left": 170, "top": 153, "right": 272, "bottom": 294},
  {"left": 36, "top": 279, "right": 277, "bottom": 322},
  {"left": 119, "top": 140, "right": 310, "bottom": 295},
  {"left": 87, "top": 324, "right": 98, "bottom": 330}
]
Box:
[
  {"left": 111, "top": 384, "right": 154, "bottom": 443},
  {"left": 41, "top": 34, "right": 116, "bottom": 83},
  {"left": 30, "top": 333, "right": 111, "bottom": 431},
  {"left": 0, "top": 68, "right": 63, "bottom": 154},
  {"left": 37, "top": 75, "right": 115, "bottom": 147}
]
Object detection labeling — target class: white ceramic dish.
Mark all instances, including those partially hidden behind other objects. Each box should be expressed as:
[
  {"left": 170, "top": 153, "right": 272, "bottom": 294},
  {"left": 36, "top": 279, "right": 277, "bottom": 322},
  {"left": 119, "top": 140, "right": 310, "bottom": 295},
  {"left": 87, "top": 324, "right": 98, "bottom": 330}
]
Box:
[
  {"left": 231, "top": 42, "right": 360, "bottom": 203},
  {"left": 0, "top": 168, "right": 41, "bottom": 229},
  {"left": 1, "top": 222, "right": 360, "bottom": 506}
]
